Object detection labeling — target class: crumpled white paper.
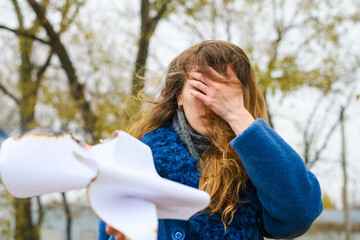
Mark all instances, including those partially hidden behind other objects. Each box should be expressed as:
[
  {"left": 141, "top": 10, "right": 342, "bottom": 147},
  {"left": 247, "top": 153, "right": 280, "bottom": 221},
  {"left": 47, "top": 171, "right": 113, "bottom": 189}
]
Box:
[{"left": 0, "top": 131, "right": 210, "bottom": 240}]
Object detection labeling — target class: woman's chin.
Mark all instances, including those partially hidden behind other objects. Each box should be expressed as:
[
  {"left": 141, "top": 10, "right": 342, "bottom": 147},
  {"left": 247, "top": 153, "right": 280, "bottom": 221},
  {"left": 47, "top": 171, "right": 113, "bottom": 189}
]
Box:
[{"left": 198, "top": 126, "right": 214, "bottom": 137}]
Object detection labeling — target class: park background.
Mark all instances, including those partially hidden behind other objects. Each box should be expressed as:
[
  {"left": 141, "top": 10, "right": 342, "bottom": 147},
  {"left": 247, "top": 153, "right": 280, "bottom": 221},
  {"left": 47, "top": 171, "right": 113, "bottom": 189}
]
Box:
[{"left": 0, "top": 0, "right": 359, "bottom": 239}]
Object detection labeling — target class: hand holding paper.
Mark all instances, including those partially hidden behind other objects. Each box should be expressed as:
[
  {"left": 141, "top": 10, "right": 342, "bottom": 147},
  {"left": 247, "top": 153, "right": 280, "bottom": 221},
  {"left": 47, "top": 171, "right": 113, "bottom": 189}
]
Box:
[{"left": 0, "top": 131, "right": 210, "bottom": 240}]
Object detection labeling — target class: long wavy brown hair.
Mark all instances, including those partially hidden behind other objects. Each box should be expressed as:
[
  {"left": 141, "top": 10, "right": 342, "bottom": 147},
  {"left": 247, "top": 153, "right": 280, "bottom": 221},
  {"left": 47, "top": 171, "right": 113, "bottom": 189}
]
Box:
[{"left": 129, "top": 40, "right": 268, "bottom": 229}]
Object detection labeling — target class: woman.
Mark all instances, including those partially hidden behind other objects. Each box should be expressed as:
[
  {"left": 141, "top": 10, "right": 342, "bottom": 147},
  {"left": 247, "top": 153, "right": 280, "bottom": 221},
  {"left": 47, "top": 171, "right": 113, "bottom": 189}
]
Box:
[{"left": 98, "top": 40, "right": 323, "bottom": 240}]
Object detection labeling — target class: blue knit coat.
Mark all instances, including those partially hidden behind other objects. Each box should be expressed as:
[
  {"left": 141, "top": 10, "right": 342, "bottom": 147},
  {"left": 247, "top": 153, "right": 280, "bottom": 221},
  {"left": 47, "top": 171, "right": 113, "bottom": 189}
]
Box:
[{"left": 97, "top": 119, "right": 323, "bottom": 240}]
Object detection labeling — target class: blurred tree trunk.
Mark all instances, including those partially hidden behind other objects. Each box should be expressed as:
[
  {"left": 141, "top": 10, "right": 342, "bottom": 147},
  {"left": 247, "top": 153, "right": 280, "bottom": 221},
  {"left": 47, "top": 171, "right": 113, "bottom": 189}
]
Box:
[
  {"left": 13, "top": 199, "right": 38, "bottom": 240},
  {"left": 62, "top": 193, "right": 72, "bottom": 240},
  {"left": 0, "top": 1, "right": 83, "bottom": 239},
  {"left": 132, "top": 0, "right": 171, "bottom": 95},
  {"left": 127, "top": 0, "right": 171, "bottom": 119},
  {"left": 21, "top": 1, "right": 87, "bottom": 239},
  {"left": 340, "top": 106, "right": 351, "bottom": 240},
  {"left": 14, "top": 37, "right": 40, "bottom": 240},
  {"left": 12, "top": 33, "right": 49, "bottom": 240},
  {"left": 11, "top": 0, "right": 43, "bottom": 239},
  {"left": 26, "top": 0, "right": 99, "bottom": 142}
]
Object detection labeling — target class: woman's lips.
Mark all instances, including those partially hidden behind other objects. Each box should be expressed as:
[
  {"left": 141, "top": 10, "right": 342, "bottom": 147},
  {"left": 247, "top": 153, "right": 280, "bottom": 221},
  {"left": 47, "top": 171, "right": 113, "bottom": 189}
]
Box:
[{"left": 202, "top": 117, "right": 213, "bottom": 125}]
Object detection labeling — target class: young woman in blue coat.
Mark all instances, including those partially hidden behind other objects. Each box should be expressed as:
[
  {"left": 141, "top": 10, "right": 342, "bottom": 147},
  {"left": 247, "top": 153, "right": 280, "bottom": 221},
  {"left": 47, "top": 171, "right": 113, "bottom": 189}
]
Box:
[{"left": 98, "top": 40, "right": 323, "bottom": 240}]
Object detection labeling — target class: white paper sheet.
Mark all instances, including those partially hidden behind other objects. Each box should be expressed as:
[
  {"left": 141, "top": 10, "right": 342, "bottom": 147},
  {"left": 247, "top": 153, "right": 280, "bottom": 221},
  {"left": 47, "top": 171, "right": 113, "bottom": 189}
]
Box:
[{"left": 0, "top": 131, "right": 210, "bottom": 240}]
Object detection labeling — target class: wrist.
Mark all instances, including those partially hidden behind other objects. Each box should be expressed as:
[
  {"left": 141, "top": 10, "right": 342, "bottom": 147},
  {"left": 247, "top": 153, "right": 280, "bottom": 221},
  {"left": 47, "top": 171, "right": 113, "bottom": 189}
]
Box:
[{"left": 226, "top": 111, "right": 255, "bottom": 136}]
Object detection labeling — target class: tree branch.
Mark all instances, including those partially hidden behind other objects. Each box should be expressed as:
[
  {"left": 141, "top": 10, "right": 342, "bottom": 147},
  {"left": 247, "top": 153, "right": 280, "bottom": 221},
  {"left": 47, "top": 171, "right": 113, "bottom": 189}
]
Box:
[
  {"left": 36, "top": 50, "right": 53, "bottom": 89},
  {"left": 29, "top": 0, "right": 49, "bottom": 35},
  {"left": 0, "top": 25, "right": 50, "bottom": 44},
  {"left": 59, "top": 0, "right": 83, "bottom": 33},
  {"left": 0, "top": 82, "right": 20, "bottom": 104},
  {"left": 307, "top": 110, "right": 340, "bottom": 169},
  {"left": 307, "top": 88, "right": 356, "bottom": 168},
  {"left": 303, "top": 95, "right": 324, "bottom": 165},
  {"left": 152, "top": 0, "right": 171, "bottom": 27},
  {"left": 11, "top": 0, "right": 24, "bottom": 29}
]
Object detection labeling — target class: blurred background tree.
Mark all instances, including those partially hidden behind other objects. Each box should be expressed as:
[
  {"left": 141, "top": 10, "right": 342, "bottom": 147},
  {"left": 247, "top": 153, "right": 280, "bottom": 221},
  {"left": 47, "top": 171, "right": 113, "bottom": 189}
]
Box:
[{"left": 1, "top": 0, "right": 85, "bottom": 239}]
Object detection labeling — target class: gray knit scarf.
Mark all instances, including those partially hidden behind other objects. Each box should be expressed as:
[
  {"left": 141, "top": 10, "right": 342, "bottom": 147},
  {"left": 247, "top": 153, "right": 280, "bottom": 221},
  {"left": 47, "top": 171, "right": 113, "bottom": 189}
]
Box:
[{"left": 172, "top": 108, "right": 211, "bottom": 160}]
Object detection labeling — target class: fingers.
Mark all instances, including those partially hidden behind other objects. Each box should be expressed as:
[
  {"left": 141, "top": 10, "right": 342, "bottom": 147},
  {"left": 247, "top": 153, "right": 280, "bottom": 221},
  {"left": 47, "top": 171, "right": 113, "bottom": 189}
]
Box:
[
  {"left": 189, "top": 68, "right": 223, "bottom": 84},
  {"left": 189, "top": 88, "right": 210, "bottom": 104},
  {"left": 188, "top": 68, "right": 226, "bottom": 105},
  {"left": 189, "top": 71, "right": 209, "bottom": 86},
  {"left": 188, "top": 79, "right": 208, "bottom": 95},
  {"left": 189, "top": 65, "right": 239, "bottom": 85},
  {"left": 187, "top": 65, "right": 245, "bottom": 122},
  {"left": 207, "top": 66, "right": 228, "bottom": 81},
  {"left": 105, "top": 225, "right": 126, "bottom": 240},
  {"left": 188, "top": 68, "right": 230, "bottom": 98},
  {"left": 188, "top": 69, "right": 220, "bottom": 95},
  {"left": 225, "top": 65, "right": 239, "bottom": 83}
]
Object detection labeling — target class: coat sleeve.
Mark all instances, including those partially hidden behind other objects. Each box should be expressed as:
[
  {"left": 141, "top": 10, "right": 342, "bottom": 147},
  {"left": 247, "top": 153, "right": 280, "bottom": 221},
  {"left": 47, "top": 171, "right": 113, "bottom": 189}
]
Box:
[
  {"left": 97, "top": 219, "right": 113, "bottom": 240},
  {"left": 230, "top": 119, "right": 323, "bottom": 239}
]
